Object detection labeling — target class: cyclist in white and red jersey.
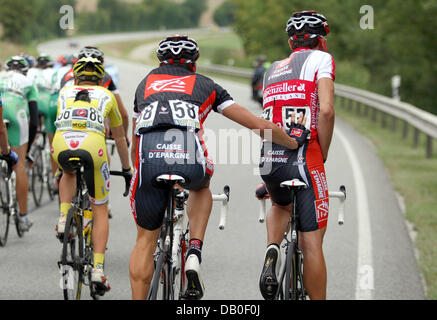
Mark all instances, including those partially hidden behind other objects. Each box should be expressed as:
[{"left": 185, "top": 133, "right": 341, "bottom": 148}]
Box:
[
  {"left": 129, "top": 35, "right": 306, "bottom": 300},
  {"left": 258, "top": 11, "right": 335, "bottom": 300}
]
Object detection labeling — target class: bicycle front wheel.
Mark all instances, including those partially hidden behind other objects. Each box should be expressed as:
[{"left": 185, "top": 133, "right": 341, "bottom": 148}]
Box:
[{"left": 60, "top": 208, "right": 84, "bottom": 300}]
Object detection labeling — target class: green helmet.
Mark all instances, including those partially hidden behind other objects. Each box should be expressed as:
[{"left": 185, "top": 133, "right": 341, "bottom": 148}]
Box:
[
  {"left": 6, "top": 56, "right": 29, "bottom": 73},
  {"left": 37, "top": 53, "right": 53, "bottom": 67}
]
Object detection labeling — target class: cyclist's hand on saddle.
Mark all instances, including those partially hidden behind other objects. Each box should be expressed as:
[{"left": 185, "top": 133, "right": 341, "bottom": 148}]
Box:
[{"left": 287, "top": 112, "right": 310, "bottom": 147}]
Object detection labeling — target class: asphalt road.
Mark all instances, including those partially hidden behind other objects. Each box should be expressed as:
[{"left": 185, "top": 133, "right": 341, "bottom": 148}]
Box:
[{"left": 0, "top": 31, "right": 426, "bottom": 300}]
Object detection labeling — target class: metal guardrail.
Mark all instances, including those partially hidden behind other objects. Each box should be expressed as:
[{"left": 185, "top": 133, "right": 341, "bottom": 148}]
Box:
[
  {"left": 197, "top": 63, "right": 253, "bottom": 79},
  {"left": 335, "top": 83, "right": 437, "bottom": 158},
  {"left": 200, "top": 64, "right": 436, "bottom": 158}
]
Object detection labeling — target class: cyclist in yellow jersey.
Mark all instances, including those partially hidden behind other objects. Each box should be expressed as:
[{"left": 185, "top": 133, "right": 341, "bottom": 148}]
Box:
[{"left": 52, "top": 57, "right": 131, "bottom": 293}]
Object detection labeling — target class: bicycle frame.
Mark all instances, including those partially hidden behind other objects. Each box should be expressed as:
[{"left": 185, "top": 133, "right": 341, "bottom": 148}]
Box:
[
  {"left": 258, "top": 184, "right": 347, "bottom": 300},
  {"left": 148, "top": 183, "right": 230, "bottom": 300}
]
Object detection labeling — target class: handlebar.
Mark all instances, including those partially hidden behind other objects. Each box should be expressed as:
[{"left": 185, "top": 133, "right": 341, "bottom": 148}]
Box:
[
  {"left": 110, "top": 170, "right": 131, "bottom": 197},
  {"left": 212, "top": 185, "right": 230, "bottom": 230},
  {"left": 328, "top": 185, "right": 347, "bottom": 225},
  {"left": 258, "top": 185, "right": 347, "bottom": 226},
  {"left": 0, "top": 154, "right": 14, "bottom": 176}
]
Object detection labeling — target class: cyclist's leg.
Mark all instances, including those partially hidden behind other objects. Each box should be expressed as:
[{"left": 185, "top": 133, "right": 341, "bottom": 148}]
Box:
[
  {"left": 186, "top": 181, "right": 212, "bottom": 248},
  {"left": 295, "top": 139, "right": 329, "bottom": 300},
  {"left": 89, "top": 201, "right": 109, "bottom": 267},
  {"left": 299, "top": 228, "right": 327, "bottom": 300},
  {"left": 129, "top": 226, "right": 160, "bottom": 300},
  {"left": 47, "top": 93, "right": 59, "bottom": 177},
  {"left": 128, "top": 171, "right": 170, "bottom": 299},
  {"left": 266, "top": 201, "right": 292, "bottom": 245},
  {"left": 5, "top": 107, "right": 30, "bottom": 219},
  {"left": 12, "top": 144, "right": 29, "bottom": 215},
  {"left": 52, "top": 133, "right": 76, "bottom": 234}
]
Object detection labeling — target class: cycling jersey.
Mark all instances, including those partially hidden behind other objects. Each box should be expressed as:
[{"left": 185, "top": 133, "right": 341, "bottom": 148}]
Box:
[
  {"left": 0, "top": 71, "right": 38, "bottom": 147},
  {"left": 55, "top": 85, "right": 122, "bottom": 135},
  {"left": 130, "top": 64, "right": 234, "bottom": 230},
  {"left": 259, "top": 48, "right": 335, "bottom": 231},
  {"left": 52, "top": 85, "right": 123, "bottom": 204},
  {"left": 133, "top": 64, "right": 235, "bottom": 134},
  {"left": 27, "top": 67, "right": 57, "bottom": 133},
  {"left": 262, "top": 48, "right": 335, "bottom": 141}
]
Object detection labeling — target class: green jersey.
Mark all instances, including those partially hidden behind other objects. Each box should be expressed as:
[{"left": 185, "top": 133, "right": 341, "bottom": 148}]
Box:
[{"left": 0, "top": 70, "right": 38, "bottom": 146}]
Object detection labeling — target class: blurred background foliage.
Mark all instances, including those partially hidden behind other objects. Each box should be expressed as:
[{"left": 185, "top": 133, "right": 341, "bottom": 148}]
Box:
[
  {"left": 0, "top": 0, "right": 435, "bottom": 113},
  {"left": 229, "top": 0, "right": 437, "bottom": 114}
]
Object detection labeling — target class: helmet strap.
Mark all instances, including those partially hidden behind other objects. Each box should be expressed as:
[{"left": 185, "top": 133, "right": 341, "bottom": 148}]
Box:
[{"left": 318, "top": 36, "right": 328, "bottom": 52}]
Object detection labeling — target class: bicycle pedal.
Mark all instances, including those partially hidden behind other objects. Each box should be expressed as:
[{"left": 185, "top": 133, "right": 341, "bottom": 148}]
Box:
[{"left": 184, "top": 289, "right": 201, "bottom": 300}]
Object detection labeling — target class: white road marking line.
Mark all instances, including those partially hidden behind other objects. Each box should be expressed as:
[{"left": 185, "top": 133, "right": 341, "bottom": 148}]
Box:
[{"left": 334, "top": 127, "right": 374, "bottom": 300}]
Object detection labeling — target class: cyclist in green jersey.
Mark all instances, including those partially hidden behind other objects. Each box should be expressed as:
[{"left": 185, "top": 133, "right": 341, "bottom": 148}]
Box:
[
  {"left": 0, "top": 89, "right": 19, "bottom": 167},
  {"left": 27, "top": 54, "right": 58, "bottom": 179},
  {"left": 0, "top": 56, "right": 39, "bottom": 232}
]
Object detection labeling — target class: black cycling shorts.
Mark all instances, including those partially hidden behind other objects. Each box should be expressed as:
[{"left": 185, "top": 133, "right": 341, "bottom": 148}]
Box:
[
  {"left": 129, "top": 128, "right": 213, "bottom": 230},
  {"left": 259, "top": 139, "right": 329, "bottom": 232}
]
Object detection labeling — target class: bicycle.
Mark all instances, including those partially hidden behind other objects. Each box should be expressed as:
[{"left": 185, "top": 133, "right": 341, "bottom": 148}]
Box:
[
  {"left": 0, "top": 154, "right": 24, "bottom": 247},
  {"left": 147, "top": 174, "right": 230, "bottom": 300},
  {"left": 258, "top": 180, "right": 346, "bottom": 300},
  {"left": 57, "top": 156, "right": 131, "bottom": 300},
  {"left": 29, "top": 129, "right": 56, "bottom": 207}
]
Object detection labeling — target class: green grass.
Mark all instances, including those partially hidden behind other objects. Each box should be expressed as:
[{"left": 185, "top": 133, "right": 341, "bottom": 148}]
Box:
[
  {"left": 0, "top": 41, "right": 38, "bottom": 65},
  {"left": 336, "top": 101, "right": 437, "bottom": 299}
]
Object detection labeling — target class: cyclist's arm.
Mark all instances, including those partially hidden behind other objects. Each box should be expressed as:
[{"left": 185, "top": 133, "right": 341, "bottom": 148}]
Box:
[
  {"left": 317, "top": 78, "right": 335, "bottom": 162},
  {"left": 26, "top": 84, "right": 39, "bottom": 153},
  {"left": 114, "top": 93, "right": 129, "bottom": 134},
  {"left": 130, "top": 118, "right": 137, "bottom": 166},
  {"left": 0, "top": 106, "right": 10, "bottom": 154},
  {"left": 222, "top": 103, "right": 299, "bottom": 150},
  {"left": 111, "top": 125, "right": 131, "bottom": 170}
]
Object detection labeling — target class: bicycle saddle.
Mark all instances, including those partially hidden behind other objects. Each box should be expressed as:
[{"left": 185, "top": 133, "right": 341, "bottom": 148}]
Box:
[
  {"left": 280, "top": 179, "right": 308, "bottom": 190},
  {"left": 156, "top": 174, "right": 185, "bottom": 185},
  {"left": 67, "top": 157, "right": 84, "bottom": 171}
]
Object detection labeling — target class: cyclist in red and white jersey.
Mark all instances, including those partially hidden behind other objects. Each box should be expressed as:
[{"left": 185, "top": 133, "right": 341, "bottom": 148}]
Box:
[{"left": 258, "top": 11, "right": 335, "bottom": 300}]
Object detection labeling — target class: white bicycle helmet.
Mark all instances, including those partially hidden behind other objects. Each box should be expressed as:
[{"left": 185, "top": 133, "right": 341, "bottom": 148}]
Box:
[
  {"left": 286, "top": 11, "right": 330, "bottom": 38},
  {"left": 156, "top": 35, "right": 199, "bottom": 64}
]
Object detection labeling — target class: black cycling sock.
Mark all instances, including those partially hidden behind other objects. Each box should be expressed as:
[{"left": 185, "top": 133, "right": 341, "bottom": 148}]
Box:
[{"left": 187, "top": 239, "right": 203, "bottom": 264}]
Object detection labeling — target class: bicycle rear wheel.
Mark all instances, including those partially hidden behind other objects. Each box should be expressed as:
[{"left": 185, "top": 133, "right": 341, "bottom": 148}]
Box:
[
  {"left": 31, "top": 148, "right": 44, "bottom": 207},
  {"left": 284, "top": 242, "right": 297, "bottom": 300},
  {"left": 60, "top": 208, "right": 84, "bottom": 300},
  {"left": 0, "top": 173, "right": 10, "bottom": 246},
  {"left": 148, "top": 249, "right": 166, "bottom": 300}
]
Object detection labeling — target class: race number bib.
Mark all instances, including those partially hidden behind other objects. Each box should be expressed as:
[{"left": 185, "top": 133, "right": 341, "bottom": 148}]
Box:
[
  {"left": 282, "top": 106, "right": 311, "bottom": 139},
  {"left": 135, "top": 101, "right": 159, "bottom": 133},
  {"left": 56, "top": 107, "right": 105, "bottom": 133},
  {"left": 261, "top": 106, "right": 273, "bottom": 122},
  {"left": 168, "top": 100, "right": 200, "bottom": 129}
]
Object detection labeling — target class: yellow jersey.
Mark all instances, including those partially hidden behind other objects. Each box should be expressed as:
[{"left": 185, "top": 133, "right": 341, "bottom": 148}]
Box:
[{"left": 55, "top": 85, "right": 122, "bottom": 136}]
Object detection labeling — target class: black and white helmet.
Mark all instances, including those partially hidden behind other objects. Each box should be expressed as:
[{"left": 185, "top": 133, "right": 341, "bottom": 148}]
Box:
[
  {"left": 156, "top": 35, "right": 200, "bottom": 64},
  {"left": 78, "top": 46, "right": 105, "bottom": 63},
  {"left": 286, "top": 11, "right": 330, "bottom": 38}
]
